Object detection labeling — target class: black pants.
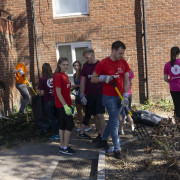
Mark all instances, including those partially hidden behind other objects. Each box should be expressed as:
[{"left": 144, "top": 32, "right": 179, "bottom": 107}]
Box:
[{"left": 170, "top": 91, "right": 180, "bottom": 118}]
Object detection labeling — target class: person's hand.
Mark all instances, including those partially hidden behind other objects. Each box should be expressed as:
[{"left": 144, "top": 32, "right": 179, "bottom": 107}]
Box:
[
  {"left": 63, "top": 104, "right": 72, "bottom": 115},
  {"left": 29, "top": 82, "right": 33, "bottom": 88},
  {"left": 69, "top": 105, "right": 74, "bottom": 114},
  {"left": 99, "top": 75, "right": 113, "bottom": 83},
  {"left": 19, "top": 70, "right": 25, "bottom": 76},
  {"left": 121, "top": 93, "right": 129, "bottom": 108},
  {"left": 80, "top": 93, "right": 87, "bottom": 106}
]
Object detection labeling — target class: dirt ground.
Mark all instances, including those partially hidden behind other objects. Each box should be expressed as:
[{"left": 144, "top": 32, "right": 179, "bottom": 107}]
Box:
[{"left": 105, "top": 108, "right": 180, "bottom": 180}]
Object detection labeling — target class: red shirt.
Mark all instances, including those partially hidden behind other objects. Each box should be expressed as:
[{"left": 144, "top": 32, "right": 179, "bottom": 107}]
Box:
[
  {"left": 95, "top": 57, "right": 130, "bottom": 96},
  {"left": 53, "top": 72, "right": 72, "bottom": 108}
]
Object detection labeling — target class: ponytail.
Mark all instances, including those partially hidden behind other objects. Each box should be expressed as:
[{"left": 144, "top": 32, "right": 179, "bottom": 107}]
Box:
[
  {"left": 170, "top": 46, "right": 180, "bottom": 67},
  {"left": 54, "top": 57, "right": 69, "bottom": 74}
]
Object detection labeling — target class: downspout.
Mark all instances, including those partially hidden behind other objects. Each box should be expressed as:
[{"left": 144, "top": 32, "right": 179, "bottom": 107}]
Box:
[
  {"left": 32, "top": 0, "right": 40, "bottom": 78},
  {"left": 142, "top": 0, "right": 149, "bottom": 101}
]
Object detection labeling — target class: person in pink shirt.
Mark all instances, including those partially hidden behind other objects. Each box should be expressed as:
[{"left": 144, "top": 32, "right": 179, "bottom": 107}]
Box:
[{"left": 164, "top": 46, "right": 180, "bottom": 118}]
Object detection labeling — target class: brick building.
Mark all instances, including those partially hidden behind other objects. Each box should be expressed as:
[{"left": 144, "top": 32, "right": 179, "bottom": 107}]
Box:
[{"left": 0, "top": 0, "right": 179, "bottom": 115}]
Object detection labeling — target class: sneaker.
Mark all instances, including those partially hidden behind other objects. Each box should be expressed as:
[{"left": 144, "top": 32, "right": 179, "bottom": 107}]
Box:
[
  {"left": 92, "top": 134, "right": 101, "bottom": 143},
  {"left": 96, "top": 140, "right": 109, "bottom": 149},
  {"left": 85, "top": 127, "right": 92, "bottom": 132},
  {"left": 79, "top": 133, "right": 91, "bottom": 139},
  {"left": 49, "top": 135, "right": 56, "bottom": 140},
  {"left": 76, "top": 128, "right": 81, "bottom": 132},
  {"left": 54, "top": 134, "right": 60, "bottom": 140},
  {"left": 59, "top": 147, "right": 64, "bottom": 153},
  {"left": 119, "top": 130, "right": 125, "bottom": 135},
  {"left": 114, "top": 150, "right": 121, "bottom": 159},
  {"left": 62, "top": 147, "right": 76, "bottom": 155}
]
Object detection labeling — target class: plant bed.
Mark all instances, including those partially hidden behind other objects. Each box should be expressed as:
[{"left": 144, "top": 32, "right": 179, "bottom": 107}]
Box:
[
  {"left": 105, "top": 105, "right": 180, "bottom": 180},
  {"left": 0, "top": 106, "right": 51, "bottom": 150}
]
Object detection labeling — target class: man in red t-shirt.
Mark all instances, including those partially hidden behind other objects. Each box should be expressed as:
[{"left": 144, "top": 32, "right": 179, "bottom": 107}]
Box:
[{"left": 91, "top": 41, "right": 130, "bottom": 159}]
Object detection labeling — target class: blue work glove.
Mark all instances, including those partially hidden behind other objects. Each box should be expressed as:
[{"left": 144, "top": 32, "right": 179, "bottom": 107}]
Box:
[
  {"left": 99, "top": 75, "right": 113, "bottom": 83},
  {"left": 80, "top": 93, "right": 87, "bottom": 106},
  {"left": 63, "top": 104, "right": 73, "bottom": 115},
  {"left": 121, "top": 93, "right": 129, "bottom": 108}
]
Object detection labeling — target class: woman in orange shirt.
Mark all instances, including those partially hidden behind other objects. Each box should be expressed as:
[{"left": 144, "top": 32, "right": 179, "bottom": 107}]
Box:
[{"left": 12, "top": 56, "right": 30, "bottom": 114}]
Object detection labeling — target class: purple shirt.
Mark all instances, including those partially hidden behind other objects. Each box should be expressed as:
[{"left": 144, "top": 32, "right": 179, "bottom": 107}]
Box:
[
  {"left": 164, "top": 59, "right": 180, "bottom": 91},
  {"left": 81, "top": 61, "right": 103, "bottom": 95},
  {"left": 38, "top": 76, "right": 54, "bottom": 102}
]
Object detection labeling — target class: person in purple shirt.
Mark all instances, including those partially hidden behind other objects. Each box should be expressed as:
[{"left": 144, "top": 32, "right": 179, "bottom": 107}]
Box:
[
  {"left": 79, "top": 48, "right": 105, "bottom": 143},
  {"left": 38, "top": 63, "right": 60, "bottom": 140},
  {"left": 164, "top": 46, "right": 180, "bottom": 119}
]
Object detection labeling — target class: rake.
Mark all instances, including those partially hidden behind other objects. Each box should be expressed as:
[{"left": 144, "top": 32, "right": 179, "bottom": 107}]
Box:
[{"left": 109, "top": 77, "right": 150, "bottom": 140}]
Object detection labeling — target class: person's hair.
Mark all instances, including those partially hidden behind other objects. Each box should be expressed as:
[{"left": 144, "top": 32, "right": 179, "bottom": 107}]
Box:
[
  {"left": 171, "top": 46, "right": 180, "bottom": 67},
  {"left": 54, "top": 57, "right": 69, "bottom": 74},
  {"left": 42, "top": 63, "right": 52, "bottom": 78},
  {"left": 112, "top": 41, "right": 126, "bottom": 51},
  {"left": 0, "top": 81, "right": 5, "bottom": 91},
  {"left": 24, "top": 56, "right": 30, "bottom": 60},
  {"left": 83, "top": 48, "right": 94, "bottom": 56},
  {"left": 73, "top": 60, "right": 82, "bottom": 80}
]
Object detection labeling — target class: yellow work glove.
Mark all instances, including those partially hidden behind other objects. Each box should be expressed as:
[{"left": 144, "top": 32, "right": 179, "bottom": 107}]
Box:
[{"left": 63, "top": 104, "right": 72, "bottom": 115}]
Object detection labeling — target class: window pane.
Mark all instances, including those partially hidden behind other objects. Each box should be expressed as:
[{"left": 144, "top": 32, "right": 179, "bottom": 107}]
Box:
[
  {"left": 58, "top": 45, "right": 73, "bottom": 74},
  {"left": 55, "top": 0, "right": 88, "bottom": 14},
  {"left": 75, "top": 47, "right": 88, "bottom": 66}
]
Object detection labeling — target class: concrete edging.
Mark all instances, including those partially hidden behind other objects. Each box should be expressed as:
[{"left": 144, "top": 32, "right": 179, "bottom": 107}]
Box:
[{"left": 97, "top": 150, "right": 106, "bottom": 180}]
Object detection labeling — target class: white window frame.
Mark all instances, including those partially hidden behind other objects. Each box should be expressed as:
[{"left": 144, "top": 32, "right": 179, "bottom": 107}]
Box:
[
  {"left": 56, "top": 41, "right": 91, "bottom": 76},
  {"left": 52, "top": 0, "right": 89, "bottom": 18}
]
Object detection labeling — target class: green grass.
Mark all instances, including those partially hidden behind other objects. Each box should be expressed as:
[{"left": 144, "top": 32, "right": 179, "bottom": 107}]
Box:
[{"left": 133, "top": 99, "right": 174, "bottom": 112}]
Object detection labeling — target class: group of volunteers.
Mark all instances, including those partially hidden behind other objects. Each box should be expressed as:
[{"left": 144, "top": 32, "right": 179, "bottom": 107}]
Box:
[{"left": 12, "top": 41, "right": 180, "bottom": 159}]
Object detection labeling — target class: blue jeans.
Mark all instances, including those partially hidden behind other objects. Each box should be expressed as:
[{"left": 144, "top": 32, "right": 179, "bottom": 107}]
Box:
[
  {"left": 102, "top": 95, "right": 123, "bottom": 151},
  {"left": 16, "top": 83, "right": 30, "bottom": 113},
  {"left": 44, "top": 99, "right": 60, "bottom": 135}
]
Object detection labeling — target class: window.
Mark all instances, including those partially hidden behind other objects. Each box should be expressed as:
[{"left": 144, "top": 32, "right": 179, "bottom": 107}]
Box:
[
  {"left": 53, "top": 0, "right": 89, "bottom": 17},
  {"left": 56, "top": 41, "right": 91, "bottom": 77}
]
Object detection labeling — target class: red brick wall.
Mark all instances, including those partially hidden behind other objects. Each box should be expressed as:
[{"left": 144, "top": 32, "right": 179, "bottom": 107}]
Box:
[{"left": 0, "top": 0, "right": 179, "bottom": 114}]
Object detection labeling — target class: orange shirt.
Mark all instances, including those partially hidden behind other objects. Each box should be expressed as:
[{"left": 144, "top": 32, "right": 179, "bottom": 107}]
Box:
[{"left": 15, "top": 63, "right": 27, "bottom": 84}]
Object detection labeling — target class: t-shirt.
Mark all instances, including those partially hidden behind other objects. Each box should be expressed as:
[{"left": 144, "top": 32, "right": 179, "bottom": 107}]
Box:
[
  {"left": 15, "top": 63, "right": 27, "bottom": 84},
  {"left": 128, "top": 70, "right": 134, "bottom": 95},
  {"left": 53, "top": 72, "right": 72, "bottom": 108},
  {"left": 81, "top": 61, "right": 103, "bottom": 95},
  {"left": 38, "top": 76, "right": 54, "bottom": 102},
  {"left": 164, "top": 59, "right": 180, "bottom": 91},
  {"left": 95, "top": 57, "right": 130, "bottom": 96}
]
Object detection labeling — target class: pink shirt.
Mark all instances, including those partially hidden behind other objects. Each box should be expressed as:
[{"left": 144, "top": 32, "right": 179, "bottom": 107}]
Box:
[
  {"left": 128, "top": 70, "right": 134, "bottom": 95},
  {"left": 164, "top": 59, "right": 180, "bottom": 91}
]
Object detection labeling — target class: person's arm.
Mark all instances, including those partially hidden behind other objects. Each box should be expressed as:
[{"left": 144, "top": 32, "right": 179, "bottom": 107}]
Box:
[
  {"left": 91, "top": 72, "right": 100, "bottom": 83},
  {"left": 123, "top": 72, "right": 129, "bottom": 94},
  {"left": 71, "top": 84, "right": 79, "bottom": 90},
  {"left": 39, "top": 90, "right": 44, "bottom": 96},
  {"left": 80, "top": 76, "right": 86, "bottom": 94},
  {"left": 56, "top": 87, "right": 66, "bottom": 105},
  {"left": 164, "top": 74, "right": 169, "bottom": 83},
  {"left": 12, "top": 69, "right": 21, "bottom": 74}
]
